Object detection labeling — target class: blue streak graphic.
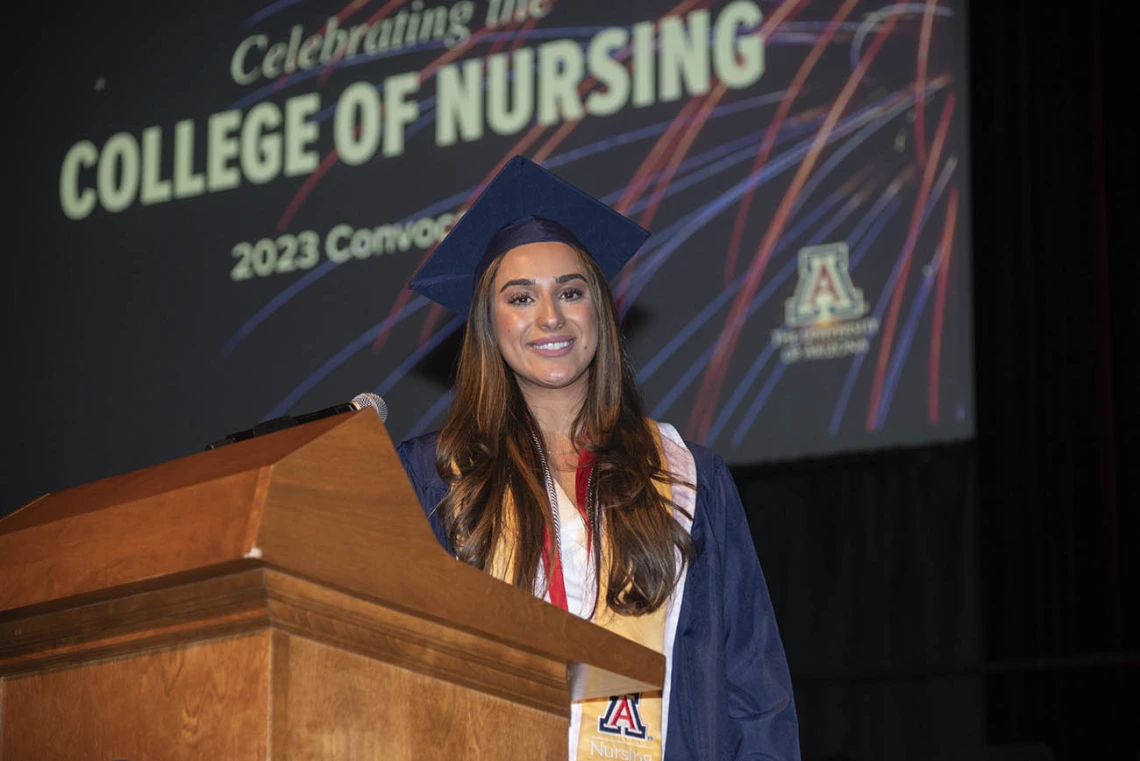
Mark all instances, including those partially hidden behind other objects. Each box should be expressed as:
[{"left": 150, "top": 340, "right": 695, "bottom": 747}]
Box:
[
  {"left": 229, "top": 24, "right": 656, "bottom": 112},
  {"left": 300, "top": 134, "right": 860, "bottom": 429},
  {"left": 233, "top": 9, "right": 849, "bottom": 109},
  {"left": 243, "top": 85, "right": 948, "bottom": 424},
  {"left": 850, "top": 5, "right": 954, "bottom": 72},
  {"left": 650, "top": 214, "right": 853, "bottom": 423},
  {"left": 645, "top": 236, "right": 819, "bottom": 422},
  {"left": 373, "top": 316, "right": 464, "bottom": 397},
  {"left": 729, "top": 198, "right": 903, "bottom": 447},
  {"left": 634, "top": 83, "right": 952, "bottom": 438},
  {"left": 707, "top": 85, "right": 953, "bottom": 441},
  {"left": 621, "top": 81, "right": 943, "bottom": 311},
  {"left": 874, "top": 246, "right": 942, "bottom": 429},
  {"left": 244, "top": 0, "right": 303, "bottom": 27},
  {"left": 730, "top": 352, "right": 787, "bottom": 447},
  {"left": 223, "top": 89, "right": 798, "bottom": 355},
  {"left": 224, "top": 259, "right": 338, "bottom": 355},
  {"left": 611, "top": 116, "right": 828, "bottom": 218},
  {"left": 263, "top": 297, "right": 428, "bottom": 419},
  {"left": 636, "top": 185, "right": 850, "bottom": 384},
  {"left": 827, "top": 158, "right": 958, "bottom": 434},
  {"left": 706, "top": 190, "right": 865, "bottom": 445},
  {"left": 544, "top": 90, "right": 787, "bottom": 169},
  {"left": 405, "top": 388, "right": 455, "bottom": 441},
  {"left": 230, "top": 42, "right": 437, "bottom": 112}
]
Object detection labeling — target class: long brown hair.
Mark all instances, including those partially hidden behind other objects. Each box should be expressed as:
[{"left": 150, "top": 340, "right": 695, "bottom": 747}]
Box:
[{"left": 435, "top": 246, "right": 695, "bottom": 615}]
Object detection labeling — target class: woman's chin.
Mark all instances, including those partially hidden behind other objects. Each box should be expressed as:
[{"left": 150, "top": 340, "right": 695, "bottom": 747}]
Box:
[{"left": 517, "top": 370, "right": 588, "bottom": 394}]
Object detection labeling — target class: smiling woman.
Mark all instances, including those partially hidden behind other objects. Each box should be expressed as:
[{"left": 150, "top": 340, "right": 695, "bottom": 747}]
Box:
[{"left": 395, "top": 156, "right": 800, "bottom": 761}]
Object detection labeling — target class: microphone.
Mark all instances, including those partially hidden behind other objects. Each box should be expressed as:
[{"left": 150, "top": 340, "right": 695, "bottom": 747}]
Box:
[{"left": 206, "top": 393, "right": 388, "bottom": 450}]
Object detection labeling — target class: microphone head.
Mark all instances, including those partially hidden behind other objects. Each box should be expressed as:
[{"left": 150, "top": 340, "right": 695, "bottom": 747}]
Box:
[{"left": 350, "top": 392, "right": 389, "bottom": 423}]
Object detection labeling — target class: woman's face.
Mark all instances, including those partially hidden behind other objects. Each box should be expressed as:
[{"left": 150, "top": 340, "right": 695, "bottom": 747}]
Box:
[{"left": 491, "top": 241, "right": 599, "bottom": 400}]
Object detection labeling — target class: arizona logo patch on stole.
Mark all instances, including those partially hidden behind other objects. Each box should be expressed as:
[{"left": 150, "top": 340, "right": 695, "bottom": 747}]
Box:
[{"left": 598, "top": 695, "right": 648, "bottom": 739}]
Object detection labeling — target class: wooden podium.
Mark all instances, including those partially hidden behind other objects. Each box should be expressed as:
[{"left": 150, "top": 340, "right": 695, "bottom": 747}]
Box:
[{"left": 0, "top": 411, "right": 662, "bottom": 760}]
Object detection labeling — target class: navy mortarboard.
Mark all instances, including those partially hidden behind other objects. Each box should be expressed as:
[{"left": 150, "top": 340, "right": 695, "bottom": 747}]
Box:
[{"left": 408, "top": 156, "right": 649, "bottom": 318}]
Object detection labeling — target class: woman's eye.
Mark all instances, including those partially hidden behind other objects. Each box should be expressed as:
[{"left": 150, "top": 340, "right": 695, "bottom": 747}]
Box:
[
  {"left": 507, "top": 292, "right": 533, "bottom": 305},
  {"left": 560, "top": 287, "right": 584, "bottom": 301}
]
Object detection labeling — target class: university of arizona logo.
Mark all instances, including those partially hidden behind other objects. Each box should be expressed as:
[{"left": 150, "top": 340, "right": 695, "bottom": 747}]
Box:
[
  {"left": 772, "top": 242, "right": 879, "bottom": 364},
  {"left": 785, "top": 242, "right": 866, "bottom": 327},
  {"left": 598, "top": 695, "right": 648, "bottom": 739}
]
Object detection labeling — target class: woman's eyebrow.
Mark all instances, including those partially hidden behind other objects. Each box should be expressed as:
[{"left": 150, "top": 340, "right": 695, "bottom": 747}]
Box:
[{"left": 499, "top": 273, "right": 586, "bottom": 292}]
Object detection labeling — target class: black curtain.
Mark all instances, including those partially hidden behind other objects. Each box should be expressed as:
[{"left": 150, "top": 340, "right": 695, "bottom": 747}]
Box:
[
  {"left": 741, "top": 444, "right": 982, "bottom": 760},
  {"left": 970, "top": 0, "right": 1137, "bottom": 753},
  {"left": 733, "top": 0, "right": 1138, "bottom": 758}
]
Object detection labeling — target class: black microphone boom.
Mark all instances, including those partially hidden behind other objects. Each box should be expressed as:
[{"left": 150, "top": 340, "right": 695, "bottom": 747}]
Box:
[{"left": 206, "top": 393, "right": 387, "bottom": 450}]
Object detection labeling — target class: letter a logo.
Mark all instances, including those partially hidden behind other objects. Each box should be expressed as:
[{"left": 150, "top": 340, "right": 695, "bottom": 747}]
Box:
[
  {"left": 598, "top": 694, "right": 648, "bottom": 739},
  {"left": 785, "top": 242, "right": 866, "bottom": 328}
]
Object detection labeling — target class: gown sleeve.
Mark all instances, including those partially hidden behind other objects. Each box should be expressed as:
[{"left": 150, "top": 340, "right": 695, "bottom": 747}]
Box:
[
  {"left": 395, "top": 433, "right": 454, "bottom": 555},
  {"left": 709, "top": 452, "right": 800, "bottom": 759}
]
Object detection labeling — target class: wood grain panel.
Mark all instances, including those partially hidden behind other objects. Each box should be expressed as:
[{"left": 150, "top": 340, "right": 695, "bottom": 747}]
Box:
[
  {"left": 0, "top": 569, "right": 269, "bottom": 677},
  {"left": 271, "top": 632, "right": 567, "bottom": 761},
  {"left": 0, "top": 414, "right": 347, "bottom": 534},
  {"left": 0, "top": 470, "right": 263, "bottom": 611},
  {"left": 1, "top": 677, "right": 6, "bottom": 761},
  {"left": 0, "top": 413, "right": 351, "bottom": 612},
  {"left": 1, "top": 632, "right": 270, "bottom": 761},
  {"left": 264, "top": 570, "right": 569, "bottom": 715},
  {"left": 1, "top": 567, "right": 572, "bottom": 717}
]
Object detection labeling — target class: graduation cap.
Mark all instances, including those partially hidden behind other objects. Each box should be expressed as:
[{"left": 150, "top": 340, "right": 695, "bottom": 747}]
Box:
[{"left": 408, "top": 156, "right": 649, "bottom": 318}]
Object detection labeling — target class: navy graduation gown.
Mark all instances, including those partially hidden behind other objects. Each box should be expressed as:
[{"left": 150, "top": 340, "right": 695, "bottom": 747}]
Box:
[{"left": 396, "top": 433, "right": 800, "bottom": 761}]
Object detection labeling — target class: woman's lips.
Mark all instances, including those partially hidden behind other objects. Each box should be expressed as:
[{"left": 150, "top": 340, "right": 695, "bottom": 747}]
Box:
[{"left": 529, "top": 336, "right": 575, "bottom": 356}]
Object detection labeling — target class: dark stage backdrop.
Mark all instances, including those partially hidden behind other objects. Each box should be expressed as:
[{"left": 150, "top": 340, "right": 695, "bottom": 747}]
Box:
[{"left": 3, "top": 0, "right": 972, "bottom": 512}]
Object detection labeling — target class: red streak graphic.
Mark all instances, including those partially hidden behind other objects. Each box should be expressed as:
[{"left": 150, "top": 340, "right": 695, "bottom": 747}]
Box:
[
  {"left": 610, "top": 0, "right": 720, "bottom": 220},
  {"left": 277, "top": 6, "right": 526, "bottom": 234},
  {"left": 511, "top": 0, "right": 717, "bottom": 170},
  {"left": 688, "top": 12, "right": 902, "bottom": 442},
  {"left": 616, "top": 0, "right": 805, "bottom": 300},
  {"left": 413, "top": 19, "right": 539, "bottom": 351},
  {"left": 343, "top": 0, "right": 377, "bottom": 22},
  {"left": 361, "top": 0, "right": 405, "bottom": 27},
  {"left": 609, "top": 95, "right": 705, "bottom": 303},
  {"left": 407, "top": 0, "right": 714, "bottom": 347},
  {"left": 420, "top": 22, "right": 502, "bottom": 83},
  {"left": 271, "top": 1, "right": 400, "bottom": 90},
  {"left": 317, "top": 1, "right": 407, "bottom": 86},
  {"left": 633, "top": 0, "right": 806, "bottom": 227},
  {"left": 383, "top": 0, "right": 711, "bottom": 351},
  {"left": 865, "top": 93, "right": 956, "bottom": 430},
  {"left": 639, "top": 83, "right": 728, "bottom": 231},
  {"left": 615, "top": 96, "right": 704, "bottom": 216},
  {"left": 927, "top": 186, "right": 958, "bottom": 423},
  {"left": 277, "top": 148, "right": 344, "bottom": 232},
  {"left": 724, "top": 0, "right": 857, "bottom": 285},
  {"left": 410, "top": 123, "right": 551, "bottom": 348},
  {"left": 487, "top": 13, "right": 541, "bottom": 57},
  {"left": 531, "top": 119, "right": 580, "bottom": 165},
  {"left": 913, "top": 0, "right": 938, "bottom": 168}
]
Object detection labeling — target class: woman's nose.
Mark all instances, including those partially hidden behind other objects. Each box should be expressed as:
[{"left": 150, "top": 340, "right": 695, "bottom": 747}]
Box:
[{"left": 538, "top": 294, "right": 564, "bottom": 328}]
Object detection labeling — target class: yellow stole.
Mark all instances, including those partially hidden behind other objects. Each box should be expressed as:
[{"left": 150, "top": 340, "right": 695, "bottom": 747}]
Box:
[{"left": 474, "top": 424, "right": 674, "bottom": 761}]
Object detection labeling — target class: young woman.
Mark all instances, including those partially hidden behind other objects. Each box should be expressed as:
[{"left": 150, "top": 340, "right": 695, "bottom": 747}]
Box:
[{"left": 397, "top": 156, "right": 800, "bottom": 760}]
